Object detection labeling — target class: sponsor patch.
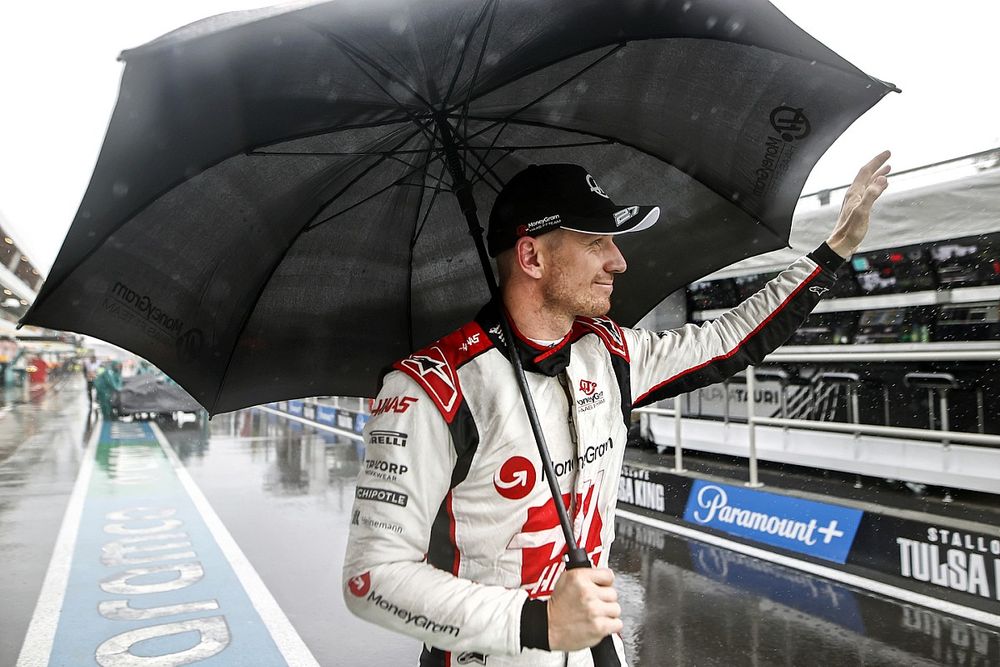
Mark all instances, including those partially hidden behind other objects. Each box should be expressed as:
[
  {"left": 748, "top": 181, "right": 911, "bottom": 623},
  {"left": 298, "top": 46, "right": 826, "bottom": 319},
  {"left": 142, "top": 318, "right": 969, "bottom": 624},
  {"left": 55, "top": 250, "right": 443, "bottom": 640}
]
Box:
[
  {"left": 457, "top": 652, "right": 487, "bottom": 665},
  {"left": 348, "top": 572, "right": 371, "bottom": 597},
  {"left": 369, "top": 430, "right": 408, "bottom": 447},
  {"left": 493, "top": 456, "right": 536, "bottom": 500},
  {"left": 507, "top": 474, "right": 605, "bottom": 599},
  {"left": 577, "top": 316, "right": 629, "bottom": 361},
  {"left": 371, "top": 396, "right": 418, "bottom": 416},
  {"left": 683, "top": 480, "right": 862, "bottom": 563},
  {"left": 398, "top": 346, "right": 460, "bottom": 422},
  {"left": 352, "top": 510, "right": 403, "bottom": 535},
  {"left": 356, "top": 486, "right": 409, "bottom": 507},
  {"left": 613, "top": 206, "right": 638, "bottom": 226},
  {"left": 364, "top": 459, "right": 409, "bottom": 482},
  {"left": 366, "top": 591, "right": 460, "bottom": 637}
]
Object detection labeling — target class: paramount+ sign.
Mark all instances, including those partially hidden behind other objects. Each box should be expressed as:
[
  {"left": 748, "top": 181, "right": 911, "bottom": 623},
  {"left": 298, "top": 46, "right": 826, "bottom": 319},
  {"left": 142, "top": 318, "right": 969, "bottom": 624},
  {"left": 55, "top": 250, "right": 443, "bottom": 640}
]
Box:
[{"left": 682, "top": 480, "right": 863, "bottom": 564}]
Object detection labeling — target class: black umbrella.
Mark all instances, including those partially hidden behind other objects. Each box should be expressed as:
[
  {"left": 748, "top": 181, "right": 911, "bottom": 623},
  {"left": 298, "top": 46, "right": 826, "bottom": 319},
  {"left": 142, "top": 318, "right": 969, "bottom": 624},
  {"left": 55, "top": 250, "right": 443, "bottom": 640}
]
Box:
[{"left": 22, "top": 1, "right": 894, "bottom": 660}]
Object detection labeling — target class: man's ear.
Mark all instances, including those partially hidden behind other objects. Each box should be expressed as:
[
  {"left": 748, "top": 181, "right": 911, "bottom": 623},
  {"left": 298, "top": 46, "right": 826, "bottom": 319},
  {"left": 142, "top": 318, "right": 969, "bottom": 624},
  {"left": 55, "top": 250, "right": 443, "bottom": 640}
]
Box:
[{"left": 514, "top": 236, "right": 545, "bottom": 279}]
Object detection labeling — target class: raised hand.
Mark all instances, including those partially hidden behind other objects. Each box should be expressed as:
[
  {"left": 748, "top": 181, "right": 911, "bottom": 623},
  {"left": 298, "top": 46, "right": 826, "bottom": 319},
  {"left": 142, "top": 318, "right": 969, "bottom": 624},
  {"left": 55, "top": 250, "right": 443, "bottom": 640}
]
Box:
[{"left": 826, "top": 150, "right": 892, "bottom": 259}]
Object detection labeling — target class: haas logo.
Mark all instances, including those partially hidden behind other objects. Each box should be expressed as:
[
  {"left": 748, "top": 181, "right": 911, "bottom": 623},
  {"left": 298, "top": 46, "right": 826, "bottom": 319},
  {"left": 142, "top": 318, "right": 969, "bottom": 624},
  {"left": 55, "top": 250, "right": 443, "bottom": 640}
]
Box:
[
  {"left": 579, "top": 379, "right": 598, "bottom": 396},
  {"left": 507, "top": 475, "right": 605, "bottom": 599},
  {"left": 348, "top": 572, "right": 371, "bottom": 597},
  {"left": 494, "top": 456, "right": 536, "bottom": 500}
]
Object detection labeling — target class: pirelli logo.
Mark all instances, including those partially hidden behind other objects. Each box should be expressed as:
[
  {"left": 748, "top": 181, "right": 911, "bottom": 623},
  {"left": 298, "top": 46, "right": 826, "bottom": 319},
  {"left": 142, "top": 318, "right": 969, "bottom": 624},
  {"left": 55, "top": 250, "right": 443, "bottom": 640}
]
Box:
[
  {"left": 369, "top": 430, "right": 407, "bottom": 447},
  {"left": 356, "top": 486, "right": 408, "bottom": 507}
]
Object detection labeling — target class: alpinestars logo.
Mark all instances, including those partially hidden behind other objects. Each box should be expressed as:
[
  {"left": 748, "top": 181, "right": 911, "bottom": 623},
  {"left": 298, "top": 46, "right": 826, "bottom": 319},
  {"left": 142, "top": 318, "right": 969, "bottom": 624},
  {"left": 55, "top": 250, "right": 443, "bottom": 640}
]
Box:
[
  {"left": 809, "top": 285, "right": 830, "bottom": 296},
  {"left": 507, "top": 474, "right": 604, "bottom": 599},
  {"left": 579, "top": 317, "right": 629, "bottom": 360},
  {"left": 399, "top": 347, "right": 459, "bottom": 417},
  {"left": 456, "top": 652, "right": 487, "bottom": 665}
]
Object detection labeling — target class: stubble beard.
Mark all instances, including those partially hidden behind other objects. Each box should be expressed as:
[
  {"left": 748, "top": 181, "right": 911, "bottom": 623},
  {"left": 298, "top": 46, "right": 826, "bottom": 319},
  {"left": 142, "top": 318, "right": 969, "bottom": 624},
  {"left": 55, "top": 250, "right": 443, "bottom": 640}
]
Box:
[{"left": 542, "top": 264, "right": 611, "bottom": 322}]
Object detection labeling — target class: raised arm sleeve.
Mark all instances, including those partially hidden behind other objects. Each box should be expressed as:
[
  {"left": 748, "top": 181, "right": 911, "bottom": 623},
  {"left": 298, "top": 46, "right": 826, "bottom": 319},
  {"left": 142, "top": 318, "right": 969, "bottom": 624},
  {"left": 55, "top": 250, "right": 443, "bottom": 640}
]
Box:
[
  {"left": 627, "top": 243, "right": 845, "bottom": 407},
  {"left": 342, "top": 371, "right": 531, "bottom": 656}
]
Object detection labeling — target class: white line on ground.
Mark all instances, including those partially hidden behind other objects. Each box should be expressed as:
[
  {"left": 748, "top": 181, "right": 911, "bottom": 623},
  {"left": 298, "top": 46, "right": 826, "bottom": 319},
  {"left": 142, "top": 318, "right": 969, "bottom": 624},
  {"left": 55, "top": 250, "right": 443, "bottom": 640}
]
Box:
[
  {"left": 617, "top": 508, "right": 1000, "bottom": 630},
  {"left": 151, "top": 422, "right": 320, "bottom": 667},
  {"left": 255, "top": 405, "right": 364, "bottom": 441},
  {"left": 16, "top": 419, "right": 102, "bottom": 667}
]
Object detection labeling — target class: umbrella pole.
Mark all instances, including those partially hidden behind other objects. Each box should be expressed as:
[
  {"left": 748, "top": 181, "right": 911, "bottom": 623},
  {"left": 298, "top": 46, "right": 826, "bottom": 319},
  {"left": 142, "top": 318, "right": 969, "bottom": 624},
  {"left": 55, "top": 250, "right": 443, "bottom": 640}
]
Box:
[{"left": 435, "top": 119, "right": 587, "bottom": 568}]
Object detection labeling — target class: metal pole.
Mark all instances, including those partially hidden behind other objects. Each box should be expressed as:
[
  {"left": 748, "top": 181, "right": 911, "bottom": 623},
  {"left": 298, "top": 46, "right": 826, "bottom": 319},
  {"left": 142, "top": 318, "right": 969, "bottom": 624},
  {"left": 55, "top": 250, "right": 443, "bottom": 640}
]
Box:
[
  {"left": 673, "top": 395, "right": 686, "bottom": 473},
  {"left": 746, "top": 367, "right": 763, "bottom": 488},
  {"left": 882, "top": 384, "right": 891, "bottom": 426},
  {"left": 977, "top": 388, "right": 985, "bottom": 434}
]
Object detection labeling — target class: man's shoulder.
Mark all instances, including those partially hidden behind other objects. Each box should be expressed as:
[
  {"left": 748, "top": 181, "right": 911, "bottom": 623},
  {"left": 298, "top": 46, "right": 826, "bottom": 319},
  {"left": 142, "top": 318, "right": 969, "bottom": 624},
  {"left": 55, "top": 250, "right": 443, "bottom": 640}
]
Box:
[
  {"left": 572, "top": 315, "right": 630, "bottom": 362},
  {"left": 388, "top": 320, "right": 495, "bottom": 423}
]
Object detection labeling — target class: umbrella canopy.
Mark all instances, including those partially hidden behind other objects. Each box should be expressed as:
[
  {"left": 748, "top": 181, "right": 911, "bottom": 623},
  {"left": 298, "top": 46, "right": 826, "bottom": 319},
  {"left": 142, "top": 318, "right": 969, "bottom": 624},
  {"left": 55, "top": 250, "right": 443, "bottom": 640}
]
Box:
[{"left": 23, "top": 0, "right": 896, "bottom": 414}]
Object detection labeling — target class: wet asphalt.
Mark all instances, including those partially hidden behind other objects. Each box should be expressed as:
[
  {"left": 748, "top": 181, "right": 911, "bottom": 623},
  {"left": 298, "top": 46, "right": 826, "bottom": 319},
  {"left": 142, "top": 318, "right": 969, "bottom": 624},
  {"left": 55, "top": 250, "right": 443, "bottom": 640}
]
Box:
[{"left": 1, "top": 379, "right": 997, "bottom": 666}]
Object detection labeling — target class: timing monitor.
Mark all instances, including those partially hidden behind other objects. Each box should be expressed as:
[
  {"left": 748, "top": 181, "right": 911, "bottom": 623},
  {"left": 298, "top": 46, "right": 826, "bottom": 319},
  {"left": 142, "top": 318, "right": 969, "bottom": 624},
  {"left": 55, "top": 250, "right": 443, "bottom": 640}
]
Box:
[
  {"left": 686, "top": 278, "right": 739, "bottom": 312},
  {"left": 933, "top": 301, "right": 1000, "bottom": 341},
  {"left": 787, "top": 311, "right": 859, "bottom": 345},
  {"left": 855, "top": 306, "right": 936, "bottom": 344},
  {"left": 929, "top": 231, "right": 1000, "bottom": 288},
  {"left": 850, "top": 243, "right": 937, "bottom": 295}
]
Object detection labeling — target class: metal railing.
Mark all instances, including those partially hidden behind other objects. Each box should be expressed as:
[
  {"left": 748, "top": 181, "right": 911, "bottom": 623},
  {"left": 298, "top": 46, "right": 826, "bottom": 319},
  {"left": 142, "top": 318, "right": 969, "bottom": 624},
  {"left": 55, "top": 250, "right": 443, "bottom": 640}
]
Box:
[{"left": 633, "top": 348, "right": 1000, "bottom": 487}]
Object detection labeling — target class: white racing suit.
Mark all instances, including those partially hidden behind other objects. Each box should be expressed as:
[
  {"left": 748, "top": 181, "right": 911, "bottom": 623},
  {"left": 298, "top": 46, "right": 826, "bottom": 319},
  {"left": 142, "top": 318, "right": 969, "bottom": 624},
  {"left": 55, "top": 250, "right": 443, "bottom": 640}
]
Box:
[{"left": 343, "top": 245, "right": 844, "bottom": 666}]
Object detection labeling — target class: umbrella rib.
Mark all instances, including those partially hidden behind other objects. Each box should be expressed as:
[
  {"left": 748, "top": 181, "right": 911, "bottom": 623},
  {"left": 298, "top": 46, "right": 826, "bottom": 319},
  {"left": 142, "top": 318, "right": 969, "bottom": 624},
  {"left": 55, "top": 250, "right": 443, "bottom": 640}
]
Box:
[
  {"left": 456, "top": 0, "right": 501, "bottom": 177},
  {"left": 306, "top": 150, "right": 449, "bottom": 231},
  {"left": 302, "top": 123, "right": 431, "bottom": 231},
  {"left": 458, "top": 144, "right": 506, "bottom": 194},
  {"left": 443, "top": 0, "right": 498, "bottom": 104},
  {"left": 249, "top": 148, "right": 434, "bottom": 157},
  {"left": 412, "top": 158, "right": 448, "bottom": 245},
  {"left": 299, "top": 20, "right": 431, "bottom": 109},
  {"left": 300, "top": 21, "right": 437, "bottom": 144},
  {"left": 464, "top": 139, "right": 613, "bottom": 152},
  {"left": 453, "top": 43, "right": 625, "bottom": 146}
]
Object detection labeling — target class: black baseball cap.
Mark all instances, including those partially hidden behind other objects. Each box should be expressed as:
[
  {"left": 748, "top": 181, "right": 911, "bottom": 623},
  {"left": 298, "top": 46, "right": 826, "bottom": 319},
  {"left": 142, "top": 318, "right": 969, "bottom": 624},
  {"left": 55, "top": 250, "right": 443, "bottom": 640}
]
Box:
[{"left": 487, "top": 163, "right": 659, "bottom": 257}]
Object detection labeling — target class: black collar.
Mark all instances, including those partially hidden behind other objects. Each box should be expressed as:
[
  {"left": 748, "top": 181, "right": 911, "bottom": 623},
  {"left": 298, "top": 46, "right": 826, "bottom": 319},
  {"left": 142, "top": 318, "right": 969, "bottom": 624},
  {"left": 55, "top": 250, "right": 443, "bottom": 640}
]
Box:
[{"left": 475, "top": 301, "right": 578, "bottom": 377}]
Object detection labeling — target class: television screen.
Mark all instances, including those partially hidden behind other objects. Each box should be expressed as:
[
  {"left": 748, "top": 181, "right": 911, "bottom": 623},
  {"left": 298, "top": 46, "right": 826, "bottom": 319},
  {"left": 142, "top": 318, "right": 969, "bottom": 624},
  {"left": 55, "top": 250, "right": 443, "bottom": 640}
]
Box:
[
  {"left": 851, "top": 245, "right": 936, "bottom": 295},
  {"left": 929, "top": 233, "right": 1000, "bottom": 288}
]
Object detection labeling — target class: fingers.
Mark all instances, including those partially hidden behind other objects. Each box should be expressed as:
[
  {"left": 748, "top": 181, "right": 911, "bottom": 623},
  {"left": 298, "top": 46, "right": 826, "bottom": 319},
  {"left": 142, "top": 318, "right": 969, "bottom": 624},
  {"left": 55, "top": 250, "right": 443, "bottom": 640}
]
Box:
[{"left": 588, "top": 567, "right": 615, "bottom": 587}]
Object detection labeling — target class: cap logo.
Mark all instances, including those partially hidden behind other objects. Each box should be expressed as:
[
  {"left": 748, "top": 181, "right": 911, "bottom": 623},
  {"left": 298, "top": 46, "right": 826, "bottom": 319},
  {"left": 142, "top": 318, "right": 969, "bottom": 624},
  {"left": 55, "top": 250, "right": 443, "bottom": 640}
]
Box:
[
  {"left": 614, "top": 206, "right": 638, "bottom": 226},
  {"left": 586, "top": 174, "right": 609, "bottom": 199},
  {"left": 525, "top": 214, "right": 561, "bottom": 233}
]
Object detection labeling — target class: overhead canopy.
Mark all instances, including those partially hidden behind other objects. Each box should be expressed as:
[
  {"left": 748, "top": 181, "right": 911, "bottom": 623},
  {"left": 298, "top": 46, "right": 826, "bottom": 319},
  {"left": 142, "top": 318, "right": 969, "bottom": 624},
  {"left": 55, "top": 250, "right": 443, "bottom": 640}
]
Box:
[{"left": 705, "top": 164, "right": 1000, "bottom": 279}]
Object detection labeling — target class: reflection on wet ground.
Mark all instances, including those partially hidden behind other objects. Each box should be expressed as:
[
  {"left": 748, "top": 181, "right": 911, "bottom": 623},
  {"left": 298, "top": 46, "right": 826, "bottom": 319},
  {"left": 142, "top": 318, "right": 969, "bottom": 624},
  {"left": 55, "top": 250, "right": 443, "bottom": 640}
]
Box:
[
  {"left": 614, "top": 518, "right": 999, "bottom": 666},
  {"left": 2, "top": 395, "right": 997, "bottom": 666}
]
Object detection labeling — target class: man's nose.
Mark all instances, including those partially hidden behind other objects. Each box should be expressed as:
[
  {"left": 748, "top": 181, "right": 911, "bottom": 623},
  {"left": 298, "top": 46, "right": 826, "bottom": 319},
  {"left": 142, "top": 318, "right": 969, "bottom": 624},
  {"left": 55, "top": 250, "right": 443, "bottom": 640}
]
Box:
[{"left": 606, "top": 239, "right": 627, "bottom": 274}]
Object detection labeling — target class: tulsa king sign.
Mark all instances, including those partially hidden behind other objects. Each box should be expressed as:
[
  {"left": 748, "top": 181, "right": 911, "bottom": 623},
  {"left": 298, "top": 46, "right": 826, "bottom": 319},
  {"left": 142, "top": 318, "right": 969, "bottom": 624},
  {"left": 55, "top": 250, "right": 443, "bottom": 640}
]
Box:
[{"left": 683, "top": 481, "right": 863, "bottom": 564}]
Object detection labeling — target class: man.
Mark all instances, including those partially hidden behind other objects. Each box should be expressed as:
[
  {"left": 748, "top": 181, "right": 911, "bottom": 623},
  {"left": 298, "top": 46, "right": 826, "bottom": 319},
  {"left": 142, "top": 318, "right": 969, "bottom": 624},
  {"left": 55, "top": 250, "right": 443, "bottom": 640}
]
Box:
[
  {"left": 344, "top": 153, "right": 891, "bottom": 666},
  {"left": 83, "top": 354, "right": 100, "bottom": 404},
  {"left": 93, "top": 360, "right": 124, "bottom": 420}
]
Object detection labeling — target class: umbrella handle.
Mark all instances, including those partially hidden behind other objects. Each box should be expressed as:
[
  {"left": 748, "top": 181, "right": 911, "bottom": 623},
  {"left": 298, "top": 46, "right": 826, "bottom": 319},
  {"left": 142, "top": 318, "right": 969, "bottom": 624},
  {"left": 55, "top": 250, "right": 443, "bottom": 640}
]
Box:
[{"left": 565, "top": 551, "right": 620, "bottom": 667}]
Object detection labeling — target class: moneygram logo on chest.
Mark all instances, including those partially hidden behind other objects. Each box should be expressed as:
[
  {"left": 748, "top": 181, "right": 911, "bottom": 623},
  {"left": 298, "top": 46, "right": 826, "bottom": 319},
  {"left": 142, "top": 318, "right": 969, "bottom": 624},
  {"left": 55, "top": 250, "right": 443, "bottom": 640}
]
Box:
[
  {"left": 493, "top": 456, "right": 536, "bottom": 500},
  {"left": 576, "top": 378, "right": 605, "bottom": 411}
]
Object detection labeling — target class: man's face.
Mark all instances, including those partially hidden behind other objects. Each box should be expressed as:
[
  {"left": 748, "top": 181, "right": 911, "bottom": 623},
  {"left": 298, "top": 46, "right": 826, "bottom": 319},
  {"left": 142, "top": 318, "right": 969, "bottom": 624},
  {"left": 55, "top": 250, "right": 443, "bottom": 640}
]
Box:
[{"left": 539, "top": 230, "right": 628, "bottom": 319}]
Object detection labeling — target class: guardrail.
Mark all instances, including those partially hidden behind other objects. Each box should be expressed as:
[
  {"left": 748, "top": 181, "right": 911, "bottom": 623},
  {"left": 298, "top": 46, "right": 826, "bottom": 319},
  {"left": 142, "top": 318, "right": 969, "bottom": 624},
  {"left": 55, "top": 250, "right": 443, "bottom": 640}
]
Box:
[{"left": 634, "top": 348, "right": 1000, "bottom": 488}]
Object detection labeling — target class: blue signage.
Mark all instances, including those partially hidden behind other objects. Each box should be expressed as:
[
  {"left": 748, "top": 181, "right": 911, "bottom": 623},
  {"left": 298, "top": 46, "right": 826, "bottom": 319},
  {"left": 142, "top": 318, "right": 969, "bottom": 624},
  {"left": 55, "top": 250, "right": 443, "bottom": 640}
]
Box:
[
  {"left": 683, "top": 480, "right": 863, "bottom": 563},
  {"left": 287, "top": 400, "right": 304, "bottom": 416},
  {"left": 315, "top": 405, "right": 337, "bottom": 426},
  {"left": 354, "top": 413, "right": 370, "bottom": 434}
]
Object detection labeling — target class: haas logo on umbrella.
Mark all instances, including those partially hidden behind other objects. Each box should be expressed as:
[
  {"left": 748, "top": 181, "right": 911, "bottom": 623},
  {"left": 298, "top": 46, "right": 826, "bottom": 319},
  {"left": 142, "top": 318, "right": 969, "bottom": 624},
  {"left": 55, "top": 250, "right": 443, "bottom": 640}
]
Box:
[
  {"left": 348, "top": 571, "right": 371, "bottom": 597},
  {"left": 770, "top": 106, "right": 811, "bottom": 142},
  {"left": 494, "top": 456, "right": 536, "bottom": 500}
]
